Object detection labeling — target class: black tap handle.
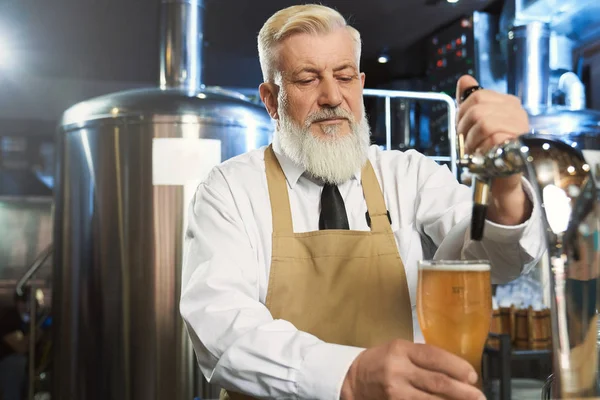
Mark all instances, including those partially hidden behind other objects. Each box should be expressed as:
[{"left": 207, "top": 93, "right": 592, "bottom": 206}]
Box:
[
  {"left": 460, "top": 85, "right": 483, "bottom": 103},
  {"left": 459, "top": 85, "right": 487, "bottom": 241},
  {"left": 471, "top": 203, "right": 487, "bottom": 241},
  {"left": 470, "top": 176, "right": 490, "bottom": 241}
]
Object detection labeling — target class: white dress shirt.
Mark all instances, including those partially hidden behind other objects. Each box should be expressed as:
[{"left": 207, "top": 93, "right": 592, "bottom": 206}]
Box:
[{"left": 180, "top": 138, "right": 544, "bottom": 400}]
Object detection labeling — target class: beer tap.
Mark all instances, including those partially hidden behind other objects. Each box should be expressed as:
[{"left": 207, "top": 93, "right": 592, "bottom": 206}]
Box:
[
  {"left": 456, "top": 88, "right": 600, "bottom": 397},
  {"left": 457, "top": 86, "right": 529, "bottom": 240}
]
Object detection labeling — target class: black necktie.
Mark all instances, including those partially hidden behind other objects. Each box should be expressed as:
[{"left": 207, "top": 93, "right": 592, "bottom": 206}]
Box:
[{"left": 319, "top": 184, "right": 349, "bottom": 230}]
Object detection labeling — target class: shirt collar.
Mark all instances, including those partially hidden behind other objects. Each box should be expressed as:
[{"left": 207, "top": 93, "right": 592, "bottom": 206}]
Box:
[{"left": 271, "top": 133, "right": 362, "bottom": 189}]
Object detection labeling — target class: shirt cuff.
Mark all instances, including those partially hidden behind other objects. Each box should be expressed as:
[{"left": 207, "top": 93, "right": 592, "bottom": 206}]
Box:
[
  {"left": 482, "top": 177, "right": 540, "bottom": 244},
  {"left": 297, "top": 342, "right": 365, "bottom": 400}
]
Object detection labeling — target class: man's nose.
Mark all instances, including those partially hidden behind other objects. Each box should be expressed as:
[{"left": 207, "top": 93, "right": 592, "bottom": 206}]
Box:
[{"left": 317, "top": 76, "right": 343, "bottom": 108}]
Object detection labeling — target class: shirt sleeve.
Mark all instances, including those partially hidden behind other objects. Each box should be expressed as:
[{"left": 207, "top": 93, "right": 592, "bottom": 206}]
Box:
[
  {"left": 413, "top": 154, "right": 545, "bottom": 284},
  {"left": 180, "top": 167, "right": 364, "bottom": 400}
]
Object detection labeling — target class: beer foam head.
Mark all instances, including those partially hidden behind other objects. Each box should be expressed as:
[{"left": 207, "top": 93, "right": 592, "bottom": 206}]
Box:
[{"left": 418, "top": 260, "right": 490, "bottom": 271}]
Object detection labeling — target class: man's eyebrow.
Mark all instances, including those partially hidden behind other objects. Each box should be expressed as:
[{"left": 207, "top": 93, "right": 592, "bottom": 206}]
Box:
[
  {"left": 291, "top": 66, "right": 320, "bottom": 76},
  {"left": 333, "top": 64, "right": 358, "bottom": 73},
  {"left": 286, "top": 64, "right": 358, "bottom": 79}
]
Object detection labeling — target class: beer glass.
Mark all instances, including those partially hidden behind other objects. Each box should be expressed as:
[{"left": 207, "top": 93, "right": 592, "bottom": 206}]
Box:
[{"left": 417, "top": 260, "right": 492, "bottom": 385}]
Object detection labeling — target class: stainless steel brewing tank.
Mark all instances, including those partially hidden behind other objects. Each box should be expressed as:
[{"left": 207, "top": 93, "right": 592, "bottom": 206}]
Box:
[{"left": 52, "top": 87, "right": 272, "bottom": 400}]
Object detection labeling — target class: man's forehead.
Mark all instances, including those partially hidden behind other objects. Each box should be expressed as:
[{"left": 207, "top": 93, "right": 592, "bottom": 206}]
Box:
[
  {"left": 289, "top": 62, "right": 358, "bottom": 75},
  {"left": 276, "top": 31, "right": 359, "bottom": 72}
]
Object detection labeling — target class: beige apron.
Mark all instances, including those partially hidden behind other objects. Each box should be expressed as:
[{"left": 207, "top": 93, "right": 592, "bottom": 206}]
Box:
[{"left": 221, "top": 145, "right": 413, "bottom": 400}]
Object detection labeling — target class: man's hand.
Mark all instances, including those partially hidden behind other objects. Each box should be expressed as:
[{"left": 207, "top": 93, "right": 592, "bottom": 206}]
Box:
[
  {"left": 456, "top": 75, "right": 532, "bottom": 226},
  {"left": 340, "top": 339, "right": 485, "bottom": 400}
]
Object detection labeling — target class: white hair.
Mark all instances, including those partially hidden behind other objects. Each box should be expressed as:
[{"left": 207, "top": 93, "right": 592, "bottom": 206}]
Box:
[{"left": 257, "top": 4, "right": 362, "bottom": 83}]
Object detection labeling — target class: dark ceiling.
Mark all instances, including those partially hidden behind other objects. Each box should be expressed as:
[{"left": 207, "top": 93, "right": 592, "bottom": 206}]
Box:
[{"left": 0, "top": 0, "right": 500, "bottom": 88}]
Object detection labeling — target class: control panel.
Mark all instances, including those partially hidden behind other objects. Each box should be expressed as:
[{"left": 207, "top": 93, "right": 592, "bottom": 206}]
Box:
[{"left": 425, "top": 12, "right": 506, "bottom": 158}]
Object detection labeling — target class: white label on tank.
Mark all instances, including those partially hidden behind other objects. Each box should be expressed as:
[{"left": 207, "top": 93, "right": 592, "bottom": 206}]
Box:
[
  {"left": 582, "top": 150, "right": 600, "bottom": 185},
  {"left": 152, "top": 138, "right": 221, "bottom": 186}
]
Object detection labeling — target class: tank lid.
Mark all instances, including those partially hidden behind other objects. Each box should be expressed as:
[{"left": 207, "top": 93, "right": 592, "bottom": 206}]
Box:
[{"left": 61, "top": 87, "right": 274, "bottom": 131}]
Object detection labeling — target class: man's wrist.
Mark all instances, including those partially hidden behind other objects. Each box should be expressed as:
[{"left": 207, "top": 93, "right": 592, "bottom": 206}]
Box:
[
  {"left": 488, "top": 176, "right": 531, "bottom": 225},
  {"left": 340, "top": 352, "right": 360, "bottom": 400}
]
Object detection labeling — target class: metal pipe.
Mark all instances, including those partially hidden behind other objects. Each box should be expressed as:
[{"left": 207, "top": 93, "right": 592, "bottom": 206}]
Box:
[
  {"left": 15, "top": 244, "right": 53, "bottom": 297},
  {"left": 384, "top": 96, "right": 391, "bottom": 150},
  {"left": 363, "top": 89, "right": 457, "bottom": 177},
  {"left": 159, "top": 0, "right": 204, "bottom": 92},
  {"left": 28, "top": 287, "right": 37, "bottom": 400},
  {"left": 558, "top": 71, "right": 586, "bottom": 111},
  {"left": 507, "top": 22, "right": 551, "bottom": 115}
]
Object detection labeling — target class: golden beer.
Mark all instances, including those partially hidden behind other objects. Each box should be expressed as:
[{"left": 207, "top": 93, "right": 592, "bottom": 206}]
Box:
[{"left": 417, "top": 260, "right": 492, "bottom": 382}]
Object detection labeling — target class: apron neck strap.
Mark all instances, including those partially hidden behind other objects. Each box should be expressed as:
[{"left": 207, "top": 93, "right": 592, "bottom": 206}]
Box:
[
  {"left": 265, "top": 145, "right": 392, "bottom": 234},
  {"left": 265, "top": 145, "right": 294, "bottom": 234},
  {"left": 361, "top": 161, "right": 393, "bottom": 234}
]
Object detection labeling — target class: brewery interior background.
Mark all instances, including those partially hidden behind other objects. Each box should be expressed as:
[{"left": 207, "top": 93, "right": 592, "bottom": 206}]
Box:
[{"left": 0, "top": 0, "right": 599, "bottom": 399}]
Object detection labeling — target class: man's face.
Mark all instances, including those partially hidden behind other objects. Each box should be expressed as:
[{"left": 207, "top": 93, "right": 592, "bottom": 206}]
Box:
[
  {"left": 259, "top": 27, "right": 371, "bottom": 184},
  {"left": 276, "top": 28, "right": 365, "bottom": 139}
]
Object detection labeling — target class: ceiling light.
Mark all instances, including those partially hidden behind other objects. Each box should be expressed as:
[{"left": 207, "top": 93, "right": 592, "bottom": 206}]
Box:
[
  {"left": 447, "top": 0, "right": 459, "bottom": 3},
  {"left": 378, "top": 48, "right": 390, "bottom": 64}
]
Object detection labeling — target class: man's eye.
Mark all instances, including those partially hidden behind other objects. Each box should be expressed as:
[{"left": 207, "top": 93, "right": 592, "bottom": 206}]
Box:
[
  {"left": 338, "top": 76, "right": 353, "bottom": 82},
  {"left": 298, "top": 78, "right": 316, "bottom": 84}
]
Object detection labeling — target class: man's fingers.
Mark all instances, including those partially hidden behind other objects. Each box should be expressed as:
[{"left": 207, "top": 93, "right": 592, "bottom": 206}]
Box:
[
  {"left": 456, "top": 75, "right": 480, "bottom": 104},
  {"left": 410, "top": 367, "right": 485, "bottom": 400},
  {"left": 408, "top": 344, "right": 477, "bottom": 384},
  {"left": 457, "top": 89, "right": 511, "bottom": 121}
]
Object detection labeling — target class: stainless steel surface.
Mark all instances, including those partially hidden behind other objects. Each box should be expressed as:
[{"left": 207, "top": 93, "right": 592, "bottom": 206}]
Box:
[
  {"left": 362, "top": 89, "right": 457, "bottom": 176},
  {"left": 501, "top": 0, "right": 600, "bottom": 47},
  {"left": 398, "top": 101, "right": 411, "bottom": 151},
  {"left": 458, "top": 138, "right": 529, "bottom": 240},
  {"left": 61, "top": 87, "right": 273, "bottom": 163},
  {"left": 15, "top": 244, "right": 53, "bottom": 400},
  {"left": 507, "top": 22, "right": 551, "bottom": 115},
  {"left": 558, "top": 72, "right": 586, "bottom": 111},
  {"left": 542, "top": 373, "right": 554, "bottom": 399},
  {"left": 28, "top": 287, "right": 36, "bottom": 400},
  {"left": 15, "top": 244, "right": 53, "bottom": 297},
  {"left": 461, "top": 134, "right": 599, "bottom": 397},
  {"left": 159, "top": 0, "right": 203, "bottom": 92},
  {"left": 472, "top": 12, "right": 507, "bottom": 95},
  {"left": 549, "top": 33, "right": 574, "bottom": 72},
  {"left": 52, "top": 0, "right": 273, "bottom": 399},
  {"left": 384, "top": 96, "right": 391, "bottom": 151},
  {"left": 551, "top": 1, "right": 600, "bottom": 47},
  {"left": 529, "top": 108, "right": 600, "bottom": 138},
  {"left": 54, "top": 101, "right": 271, "bottom": 400},
  {"left": 0, "top": 199, "right": 53, "bottom": 304},
  {"left": 513, "top": 0, "right": 600, "bottom": 47}
]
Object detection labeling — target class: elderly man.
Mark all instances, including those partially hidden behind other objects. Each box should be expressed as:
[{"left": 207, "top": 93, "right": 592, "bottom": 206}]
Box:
[{"left": 181, "top": 4, "right": 543, "bottom": 400}]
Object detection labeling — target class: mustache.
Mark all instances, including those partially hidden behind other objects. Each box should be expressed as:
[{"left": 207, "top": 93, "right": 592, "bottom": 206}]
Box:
[{"left": 304, "top": 107, "right": 354, "bottom": 127}]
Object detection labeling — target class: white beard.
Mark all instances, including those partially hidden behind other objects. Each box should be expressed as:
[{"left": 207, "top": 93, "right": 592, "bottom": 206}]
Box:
[{"left": 276, "top": 95, "right": 371, "bottom": 185}]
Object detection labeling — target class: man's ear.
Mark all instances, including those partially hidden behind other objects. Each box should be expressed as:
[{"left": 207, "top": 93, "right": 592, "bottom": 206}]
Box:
[{"left": 259, "top": 83, "right": 280, "bottom": 120}]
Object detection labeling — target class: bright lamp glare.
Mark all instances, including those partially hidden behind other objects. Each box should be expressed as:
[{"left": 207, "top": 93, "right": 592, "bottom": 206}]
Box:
[
  {"left": 378, "top": 55, "right": 389, "bottom": 64},
  {"left": 447, "top": 0, "right": 459, "bottom": 3}
]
